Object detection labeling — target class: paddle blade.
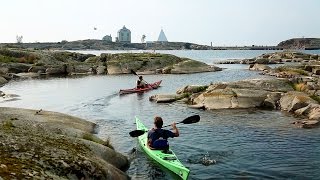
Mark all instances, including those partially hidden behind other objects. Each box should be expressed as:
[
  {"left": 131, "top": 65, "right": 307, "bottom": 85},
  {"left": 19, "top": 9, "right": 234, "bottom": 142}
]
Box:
[
  {"left": 162, "top": 115, "right": 201, "bottom": 128},
  {"left": 130, "top": 69, "right": 138, "bottom": 76},
  {"left": 181, "top": 115, "right": 200, "bottom": 124},
  {"left": 129, "top": 130, "right": 146, "bottom": 137}
]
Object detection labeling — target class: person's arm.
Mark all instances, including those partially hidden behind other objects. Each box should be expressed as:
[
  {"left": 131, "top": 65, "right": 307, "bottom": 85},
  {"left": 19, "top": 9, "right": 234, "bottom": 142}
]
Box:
[
  {"left": 147, "top": 129, "right": 156, "bottom": 149},
  {"left": 147, "top": 139, "right": 152, "bottom": 147},
  {"left": 171, "top": 122, "right": 179, "bottom": 137},
  {"left": 142, "top": 79, "right": 148, "bottom": 85}
]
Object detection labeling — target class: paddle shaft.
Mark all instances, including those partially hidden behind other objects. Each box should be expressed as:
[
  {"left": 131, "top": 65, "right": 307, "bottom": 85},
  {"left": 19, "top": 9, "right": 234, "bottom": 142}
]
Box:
[
  {"left": 162, "top": 115, "right": 200, "bottom": 128},
  {"left": 162, "top": 122, "right": 182, "bottom": 128},
  {"left": 129, "top": 115, "right": 200, "bottom": 137}
]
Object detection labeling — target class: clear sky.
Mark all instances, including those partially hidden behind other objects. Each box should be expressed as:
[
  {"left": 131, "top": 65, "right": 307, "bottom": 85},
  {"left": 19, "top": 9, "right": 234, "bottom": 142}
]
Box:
[{"left": 1, "top": 0, "right": 319, "bottom": 46}]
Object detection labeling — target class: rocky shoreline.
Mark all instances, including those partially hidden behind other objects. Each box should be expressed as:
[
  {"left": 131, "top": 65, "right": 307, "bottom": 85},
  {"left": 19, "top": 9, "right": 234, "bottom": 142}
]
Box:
[
  {"left": 150, "top": 51, "right": 320, "bottom": 129},
  {"left": 0, "top": 107, "right": 129, "bottom": 179}
]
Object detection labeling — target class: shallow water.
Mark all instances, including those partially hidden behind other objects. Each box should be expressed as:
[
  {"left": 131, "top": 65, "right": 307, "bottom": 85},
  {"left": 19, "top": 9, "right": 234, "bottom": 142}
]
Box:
[{"left": 1, "top": 50, "right": 320, "bottom": 179}]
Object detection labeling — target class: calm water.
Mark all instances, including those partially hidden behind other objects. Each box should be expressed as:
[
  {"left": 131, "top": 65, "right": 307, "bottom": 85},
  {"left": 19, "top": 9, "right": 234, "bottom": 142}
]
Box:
[{"left": 1, "top": 50, "right": 320, "bottom": 179}]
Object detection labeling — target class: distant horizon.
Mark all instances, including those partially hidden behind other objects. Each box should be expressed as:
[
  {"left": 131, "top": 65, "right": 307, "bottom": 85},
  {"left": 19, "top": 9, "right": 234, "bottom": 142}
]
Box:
[
  {"left": 1, "top": 37, "right": 318, "bottom": 47},
  {"left": 1, "top": 0, "right": 319, "bottom": 46}
]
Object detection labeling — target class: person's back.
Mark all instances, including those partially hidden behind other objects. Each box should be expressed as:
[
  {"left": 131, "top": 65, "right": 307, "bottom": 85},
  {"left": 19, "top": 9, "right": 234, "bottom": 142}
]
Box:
[
  {"left": 148, "top": 116, "right": 179, "bottom": 150},
  {"left": 136, "top": 76, "right": 146, "bottom": 88}
]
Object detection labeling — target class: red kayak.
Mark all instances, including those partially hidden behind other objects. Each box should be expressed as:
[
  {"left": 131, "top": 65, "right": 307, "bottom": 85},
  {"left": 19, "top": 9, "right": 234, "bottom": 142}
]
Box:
[{"left": 119, "top": 80, "right": 162, "bottom": 95}]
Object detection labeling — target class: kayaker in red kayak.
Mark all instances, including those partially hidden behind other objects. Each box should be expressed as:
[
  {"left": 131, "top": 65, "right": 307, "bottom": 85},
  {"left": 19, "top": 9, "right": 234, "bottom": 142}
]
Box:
[
  {"left": 147, "top": 116, "right": 180, "bottom": 150},
  {"left": 136, "top": 76, "right": 147, "bottom": 89}
]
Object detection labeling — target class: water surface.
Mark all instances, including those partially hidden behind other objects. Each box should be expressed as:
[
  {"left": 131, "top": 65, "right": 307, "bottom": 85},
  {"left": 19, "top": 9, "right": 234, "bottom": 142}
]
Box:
[{"left": 1, "top": 50, "right": 320, "bottom": 179}]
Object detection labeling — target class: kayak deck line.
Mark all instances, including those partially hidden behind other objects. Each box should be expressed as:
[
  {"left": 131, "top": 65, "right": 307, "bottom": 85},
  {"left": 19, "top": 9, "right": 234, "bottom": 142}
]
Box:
[
  {"left": 135, "top": 116, "right": 190, "bottom": 180},
  {"left": 163, "top": 156, "right": 177, "bottom": 160}
]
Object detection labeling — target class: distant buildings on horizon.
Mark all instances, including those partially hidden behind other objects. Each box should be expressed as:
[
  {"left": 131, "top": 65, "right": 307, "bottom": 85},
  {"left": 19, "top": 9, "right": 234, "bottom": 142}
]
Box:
[{"left": 102, "top": 25, "right": 168, "bottom": 43}]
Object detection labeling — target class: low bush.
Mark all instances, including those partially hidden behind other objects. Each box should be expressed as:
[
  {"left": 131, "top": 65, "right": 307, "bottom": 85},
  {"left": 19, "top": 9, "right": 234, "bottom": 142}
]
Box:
[
  {"left": 275, "top": 66, "right": 308, "bottom": 76},
  {"left": 293, "top": 83, "right": 307, "bottom": 91}
]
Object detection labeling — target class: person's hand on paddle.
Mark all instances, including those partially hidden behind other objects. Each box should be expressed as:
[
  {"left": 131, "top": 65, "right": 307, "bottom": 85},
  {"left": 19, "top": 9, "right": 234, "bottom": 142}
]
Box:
[{"left": 171, "top": 122, "right": 179, "bottom": 137}]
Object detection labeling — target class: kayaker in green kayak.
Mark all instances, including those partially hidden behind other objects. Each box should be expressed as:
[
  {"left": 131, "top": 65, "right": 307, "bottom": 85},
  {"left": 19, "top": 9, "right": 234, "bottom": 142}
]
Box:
[
  {"left": 136, "top": 76, "right": 147, "bottom": 89},
  {"left": 147, "top": 116, "right": 180, "bottom": 150}
]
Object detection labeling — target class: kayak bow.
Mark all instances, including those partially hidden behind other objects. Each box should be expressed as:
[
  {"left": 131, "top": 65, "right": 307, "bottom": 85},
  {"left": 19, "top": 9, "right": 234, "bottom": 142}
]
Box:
[{"left": 135, "top": 116, "right": 190, "bottom": 180}]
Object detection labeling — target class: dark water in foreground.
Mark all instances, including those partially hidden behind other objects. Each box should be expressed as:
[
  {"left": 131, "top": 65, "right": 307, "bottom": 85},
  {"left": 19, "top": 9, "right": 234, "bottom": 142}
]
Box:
[{"left": 1, "top": 50, "right": 320, "bottom": 179}]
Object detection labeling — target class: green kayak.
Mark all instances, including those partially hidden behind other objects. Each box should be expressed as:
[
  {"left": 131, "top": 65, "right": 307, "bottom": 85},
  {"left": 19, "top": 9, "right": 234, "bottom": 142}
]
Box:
[{"left": 135, "top": 116, "right": 190, "bottom": 180}]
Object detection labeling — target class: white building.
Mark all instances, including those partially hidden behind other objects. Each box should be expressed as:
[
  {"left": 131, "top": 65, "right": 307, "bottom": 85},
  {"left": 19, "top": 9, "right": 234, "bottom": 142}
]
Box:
[
  {"left": 102, "top": 34, "right": 112, "bottom": 42},
  {"left": 117, "top": 26, "right": 131, "bottom": 43},
  {"left": 157, "top": 29, "right": 168, "bottom": 42}
]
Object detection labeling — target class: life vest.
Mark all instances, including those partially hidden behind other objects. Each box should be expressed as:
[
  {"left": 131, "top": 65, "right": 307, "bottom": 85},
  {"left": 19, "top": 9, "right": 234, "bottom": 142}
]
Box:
[
  {"left": 151, "top": 129, "right": 169, "bottom": 149},
  {"left": 153, "top": 139, "right": 169, "bottom": 149}
]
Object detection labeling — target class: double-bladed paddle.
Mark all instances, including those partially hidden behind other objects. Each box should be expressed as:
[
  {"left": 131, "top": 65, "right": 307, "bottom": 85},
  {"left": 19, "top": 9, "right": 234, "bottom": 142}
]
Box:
[
  {"left": 130, "top": 69, "right": 139, "bottom": 76},
  {"left": 129, "top": 115, "right": 200, "bottom": 137},
  {"left": 130, "top": 69, "right": 150, "bottom": 87}
]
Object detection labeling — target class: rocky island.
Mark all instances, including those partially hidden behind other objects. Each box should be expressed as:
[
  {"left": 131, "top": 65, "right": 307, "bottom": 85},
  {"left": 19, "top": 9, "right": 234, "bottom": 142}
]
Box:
[
  {"left": 149, "top": 51, "right": 320, "bottom": 129},
  {"left": 0, "top": 48, "right": 221, "bottom": 86}
]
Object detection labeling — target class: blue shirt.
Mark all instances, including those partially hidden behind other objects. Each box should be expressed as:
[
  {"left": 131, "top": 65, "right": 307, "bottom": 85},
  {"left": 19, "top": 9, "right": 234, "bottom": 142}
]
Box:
[{"left": 147, "top": 128, "right": 175, "bottom": 147}]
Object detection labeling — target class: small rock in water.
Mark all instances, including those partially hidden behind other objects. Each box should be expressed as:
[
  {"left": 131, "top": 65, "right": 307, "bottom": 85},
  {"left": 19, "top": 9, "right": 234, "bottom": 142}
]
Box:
[
  {"left": 201, "top": 153, "right": 217, "bottom": 166},
  {"left": 201, "top": 158, "right": 216, "bottom": 166},
  {"left": 129, "top": 147, "right": 136, "bottom": 154}
]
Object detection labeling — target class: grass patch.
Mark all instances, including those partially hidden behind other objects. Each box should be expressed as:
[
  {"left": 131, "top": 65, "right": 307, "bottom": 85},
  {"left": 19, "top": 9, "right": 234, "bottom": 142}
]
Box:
[
  {"left": 0, "top": 55, "right": 18, "bottom": 63},
  {"left": 109, "top": 53, "right": 183, "bottom": 66},
  {"left": 295, "top": 95, "right": 309, "bottom": 102},
  {"left": 310, "top": 95, "right": 320, "bottom": 103},
  {"left": 175, "top": 93, "right": 191, "bottom": 100},
  {"left": 196, "top": 85, "right": 208, "bottom": 92},
  {"left": 82, "top": 133, "right": 114, "bottom": 149},
  {"left": 177, "top": 59, "right": 206, "bottom": 68},
  {"left": 2, "top": 119, "right": 15, "bottom": 130},
  {"left": 292, "top": 83, "right": 307, "bottom": 91},
  {"left": 275, "top": 66, "right": 308, "bottom": 76},
  {"left": 0, "top": 49, "right": 38, "bottom": 64}
]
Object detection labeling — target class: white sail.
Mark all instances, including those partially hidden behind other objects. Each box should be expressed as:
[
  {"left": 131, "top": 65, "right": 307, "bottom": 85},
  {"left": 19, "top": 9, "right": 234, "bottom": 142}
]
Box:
[{"left": 157, "top": 29, "right": 168, "bottom": 42}]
